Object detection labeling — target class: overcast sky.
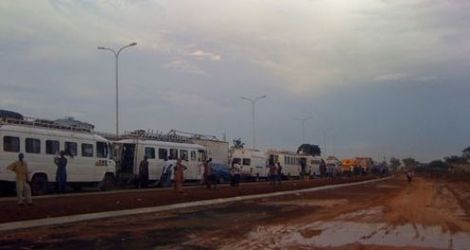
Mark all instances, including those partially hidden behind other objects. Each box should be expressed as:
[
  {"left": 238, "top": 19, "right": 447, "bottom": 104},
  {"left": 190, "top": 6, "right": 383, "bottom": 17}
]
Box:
[{"left": 1, "top": 0, "right": 469, "bottom": 162}]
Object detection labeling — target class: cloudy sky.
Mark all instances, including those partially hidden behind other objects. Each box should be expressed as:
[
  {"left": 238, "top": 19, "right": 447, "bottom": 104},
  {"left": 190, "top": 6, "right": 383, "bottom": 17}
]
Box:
[{"left": 1, "top": 0, "right": 469, "bottom": 162}]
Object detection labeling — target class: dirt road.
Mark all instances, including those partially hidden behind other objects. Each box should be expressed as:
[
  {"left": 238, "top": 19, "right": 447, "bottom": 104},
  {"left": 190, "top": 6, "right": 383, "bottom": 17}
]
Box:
[{"left": 1, "top": 177, "right": 469, "bottom": 249}]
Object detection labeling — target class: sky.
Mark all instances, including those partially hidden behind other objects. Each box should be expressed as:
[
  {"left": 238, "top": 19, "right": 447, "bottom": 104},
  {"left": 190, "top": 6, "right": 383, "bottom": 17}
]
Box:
[{"left": 1, "top": 0, "right": 469, "bottom": 162}]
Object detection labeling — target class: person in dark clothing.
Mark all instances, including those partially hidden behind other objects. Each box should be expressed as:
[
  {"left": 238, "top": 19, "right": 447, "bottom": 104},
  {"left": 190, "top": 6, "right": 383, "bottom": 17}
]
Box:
[
  {"left": 276, "top": 162, "right": 282, "bottom": 184},
  {"left": 203, "top": 158, "right": 214, "bottom": 189},
  {"left": 300, "top": 159, "right": 307, "bottom": 179},
  {"left": 54, "top": 151, "right": 68, "bottom": 193},
  {"left": 138, "top": 156, "right": 149, "bottom": 188}
]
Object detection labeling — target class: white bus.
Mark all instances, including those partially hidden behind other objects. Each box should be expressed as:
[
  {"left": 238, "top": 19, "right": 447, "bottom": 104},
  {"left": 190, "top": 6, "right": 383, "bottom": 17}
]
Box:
[
  {"left": 267, "top": 150, "right": 322, "bottom": 179},
  {"left": 114, "top": 139, "right": 207, "bottom": 183},
  {"left": 230, "top": 149, "right": 267, "bottom": 180},
  {"left": 0, "top": 122, "right": 116, "bottom": 195}
]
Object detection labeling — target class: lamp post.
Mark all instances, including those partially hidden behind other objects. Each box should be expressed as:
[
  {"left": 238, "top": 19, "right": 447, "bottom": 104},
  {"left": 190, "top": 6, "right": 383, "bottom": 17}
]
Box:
[
  {"left": 97, "top": 42, "right": 137, "bottom": 138},
  {"left": 294, "top": 116, "right": 312, "bottom": 143},
  {"left": 241, "top": 95, "right": 266, "bottom": 149}
]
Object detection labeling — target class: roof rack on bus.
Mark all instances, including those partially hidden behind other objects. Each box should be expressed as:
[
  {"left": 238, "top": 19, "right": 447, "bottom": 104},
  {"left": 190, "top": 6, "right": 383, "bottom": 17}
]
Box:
[
  {"left": 107, "top": 129, "right": 193, "bottom": 143},
  {"left": 0, "top": 116, "right": 93, "bottom": 133},
  {"left": 168, "top": 129, "right": 222, "bottom": 142}
]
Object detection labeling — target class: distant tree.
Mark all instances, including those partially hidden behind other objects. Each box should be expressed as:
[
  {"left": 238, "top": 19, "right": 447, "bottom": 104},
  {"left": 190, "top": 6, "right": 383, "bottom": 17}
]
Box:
[
  {"left": 297, "top": 144, "right": 321, "bottom": 156},
  {"left": 444, "top": 155, "right": 467, "bottom": 165},
  {"left": 428, "top": 160, "right": 449, "bottom": 170},
  {"left": 402, "top": 158, "right": 419, "bottom": 168},
  {"left": 389, "top": 157, "right": 401, "bottom": 170},
  {"left": 231, "top": 138, "right": 245, "bottom": 150},
  {"left": 463, "top": 146, "right": 470, "bottom": 160}
]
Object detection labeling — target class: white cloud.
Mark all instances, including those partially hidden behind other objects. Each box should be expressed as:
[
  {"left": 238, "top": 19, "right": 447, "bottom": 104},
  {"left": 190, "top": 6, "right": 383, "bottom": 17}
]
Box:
[
  {"left": 374, "top": 73, "right": 408, "bottom": 81},
  {"left": 188, "top": 50, "right": 221, "bottom": 61},
  {"left": 163, "top": 59, "right": 207, "bottom": 76}
]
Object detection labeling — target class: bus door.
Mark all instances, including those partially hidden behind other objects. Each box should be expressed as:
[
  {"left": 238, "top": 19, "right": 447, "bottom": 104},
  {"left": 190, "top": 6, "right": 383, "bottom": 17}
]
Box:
[{"left": 120, "top": 143, "right": 136, "bottom": 177}]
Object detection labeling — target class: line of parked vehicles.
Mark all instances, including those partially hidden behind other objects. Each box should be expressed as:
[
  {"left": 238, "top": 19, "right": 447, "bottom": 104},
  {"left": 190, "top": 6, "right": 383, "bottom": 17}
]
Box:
[{"left": 0, "top": 112, "right": 387, "bottom": 195}]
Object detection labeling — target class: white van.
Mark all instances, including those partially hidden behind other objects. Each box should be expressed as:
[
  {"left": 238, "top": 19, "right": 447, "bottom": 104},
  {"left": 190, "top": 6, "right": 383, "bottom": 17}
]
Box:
[
  {"left": 0, "top": 122, "right": 116, "bottom": 195},
  {"left": 114, "top": 139, "right": 207, "bottom": 183},
  {"left": 230, "top": 149, "right": 267, "bottom": 180}
]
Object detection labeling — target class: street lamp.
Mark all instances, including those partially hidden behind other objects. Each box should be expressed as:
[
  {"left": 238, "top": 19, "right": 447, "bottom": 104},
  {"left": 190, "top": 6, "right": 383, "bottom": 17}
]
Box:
[
  {"left": 97, "top": 42, "right": 137, "bottom": 138},
  {"left": 241, "top": 95, "right": 266, "bottom": 149},
  {"left": 294, "top": 116, "right": 312, "bottom": 143}
]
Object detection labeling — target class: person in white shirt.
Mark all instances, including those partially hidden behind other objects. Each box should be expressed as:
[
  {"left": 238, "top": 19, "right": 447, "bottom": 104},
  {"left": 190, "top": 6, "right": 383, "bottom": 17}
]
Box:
[{"left": 160, "top": 155, "right": 175, "bottom": 187}]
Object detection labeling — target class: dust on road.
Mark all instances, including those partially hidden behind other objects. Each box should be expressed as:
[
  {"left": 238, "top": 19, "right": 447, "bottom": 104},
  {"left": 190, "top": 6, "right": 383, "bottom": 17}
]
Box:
[{"left": 0, "top": 177, "right": 469, "bottom": 249}]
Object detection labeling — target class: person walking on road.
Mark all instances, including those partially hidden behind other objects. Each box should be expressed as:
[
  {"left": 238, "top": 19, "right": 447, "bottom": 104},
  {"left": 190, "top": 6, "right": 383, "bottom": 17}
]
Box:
[
  {"left": 160, "top": 155, "right": 174, "bottom": 187},
  {"left": 174, "top": 158, "right": 187, "bottom": 193},
  {"left": 276, "top": 162, "right": 283, "bottom": 185},
  {"left": 230, "top": 161, "right": 241, "bottom": 187},
  {"left": 405, "top": 169, "right": 414, "bottom": 183},
  {"left": 203, "top": 158, "right": 213, "bottom": 189},
  {"left": 7, "top": 153, "right": 32, "bottom": 205},
  {"left": 54, "top": 151, "right": 68, "bottom": 193},
  {"left": 138, "top": 156, "right": 149, "bottom": 188},
  {"left": 269, "top": 159, "right": 277, "bottom": 185}
]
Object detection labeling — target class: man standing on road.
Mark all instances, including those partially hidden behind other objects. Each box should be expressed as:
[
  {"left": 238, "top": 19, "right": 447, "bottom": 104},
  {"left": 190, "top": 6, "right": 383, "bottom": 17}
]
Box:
[
  {"left": 203, "top": 158, "right": 213, "bottom": 189},
  {"left": 269, "top": 159, "right": 277, "bottom": 185},
  {"left": 405, "top": 169, "right": 414, "bottom": 183},
  {"left": 231, "top": 161, "right": 241, "bottom": 187},
  {"left": 54, "top": 151, "right": 68, "bottom": 193},
  {"left": 7, "top": 153, "right": 32, "bottom": 205},
  {"left": 276, "top": 162, "right": 282, "bottom": 185},
  {"left": 138, "top": 156, "right": 149, "bottom": 188},
  {"left": 174, "top": 158, "right": 187, "bottom": 193},
  {"left": 160, "top": 155, "right": 174, "bottom": 188}
]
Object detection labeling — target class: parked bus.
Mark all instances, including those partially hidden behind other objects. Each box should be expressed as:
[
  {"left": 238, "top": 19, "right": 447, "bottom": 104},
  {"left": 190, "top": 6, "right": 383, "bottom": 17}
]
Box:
[
  {"left": 0, "top": 119, "right": 116, "bottom": 195},
  {"left": 266, "top": 150, "right": 322, "bottom": 179},
  {"left": 230, "top": 148, "right": 267, "bottom": 181},
  {"left": 114, "top": 139, "right": 207, "bottom": 184}
]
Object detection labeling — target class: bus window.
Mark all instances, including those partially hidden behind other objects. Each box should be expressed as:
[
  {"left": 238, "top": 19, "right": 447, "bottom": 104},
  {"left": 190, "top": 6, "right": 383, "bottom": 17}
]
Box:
[
  {"left": 46, "top": 140, "right": 60, "bottom": 155},
  {"left": 169, "top": 148, "right": 178, "bottom": 160},
  {"left": 145, "top": 147, "right": 155, "bottom": 159},
  {"left": 190, "top": 151, "right": 196, "bottom": 161},
  {"left": 3, "top": 136, "right": 20, "bottom": 152},
  {"left": 82, "top": 143, "right": 94, "bottom": 157},
  {"left": 232, "top": 158, "right": 241, "bottom": 164},
  {"left": 242, "top": 158, "right": 251, "bottom": 166},
  {"left": 96, "top": 142, "right": 108, "bottom": 158},
  {"left": 25, "top": 138, "right": 41, "bottom": 154},
  {"left": 180, "top": 149, "right": 188, "bottom": 161},
  {"left": 158, "top": 148, "right": 168, "bottom": 160},
  {"left": 197, "top": 150, "right": 206, "bottom": 162},
  {"left": 65, "top": 142, "right": 78, "bottom": 156},
  {"left": 284, "top": 156, "right": 288, "bottom": 165}
]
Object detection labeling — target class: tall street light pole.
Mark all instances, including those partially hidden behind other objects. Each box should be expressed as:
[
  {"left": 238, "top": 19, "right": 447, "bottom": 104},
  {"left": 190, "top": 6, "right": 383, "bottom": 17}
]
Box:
[
  {"left": 97, "top": 42, "right": 137, "bottom": 138},
  {"left": 294, "top": 116, "right": 312, "bottom": 143},
  {"left": 241, "top": 95, "right": 266, "bottom": 149}
]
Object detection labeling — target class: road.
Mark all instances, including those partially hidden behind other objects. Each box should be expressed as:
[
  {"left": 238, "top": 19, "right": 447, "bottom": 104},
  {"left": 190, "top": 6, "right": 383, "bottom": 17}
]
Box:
[{"left": 1, "top": 176, "right": 469, "bottom": 249}]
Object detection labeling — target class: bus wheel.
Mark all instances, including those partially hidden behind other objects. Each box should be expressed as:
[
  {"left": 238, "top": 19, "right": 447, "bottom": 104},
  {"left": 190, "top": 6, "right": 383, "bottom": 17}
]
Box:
[
  {"left": 100, "top": 174, "right": 115, "bottom": 191},
  {"left": 31, "top": 174, "right": 48, "bottom": 196}
]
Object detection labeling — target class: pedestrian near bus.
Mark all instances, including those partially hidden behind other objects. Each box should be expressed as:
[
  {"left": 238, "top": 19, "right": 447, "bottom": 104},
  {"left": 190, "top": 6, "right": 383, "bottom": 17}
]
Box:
[
  {"left": 174, "top": 158, "right": 187, "bottom": 193},
  {"left": 276, "top": 162, "right": 283, "bottom": 184},
  {"left": 268, "top": 159, "right": 277, "bottom": 185},
  {"left": 160, "top": 155, "right": 174, "bottom": 187},
  {"left": 230, "top": 161, "right": 241, "bottom": 187},
  {"left": 138, "top": 156, "right": 149, "bottom": 188},
  {"left": 54, "top": 151, "right": 68, "bottom": 193},
  {"left": 7, "top": 153, "right": 32, "bottom": 205},
  {"left": 203, "top": 158, "right": 213, "bottom": 189}
]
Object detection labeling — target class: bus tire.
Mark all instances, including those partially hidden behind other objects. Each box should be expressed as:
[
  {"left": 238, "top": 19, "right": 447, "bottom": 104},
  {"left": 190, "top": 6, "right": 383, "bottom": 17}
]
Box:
[
  {"left": 100, "top": 174, "right": 115, "bottom": 191},
  {"left": 31, "top": 174, "right": 48, "bottom": 196}
]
